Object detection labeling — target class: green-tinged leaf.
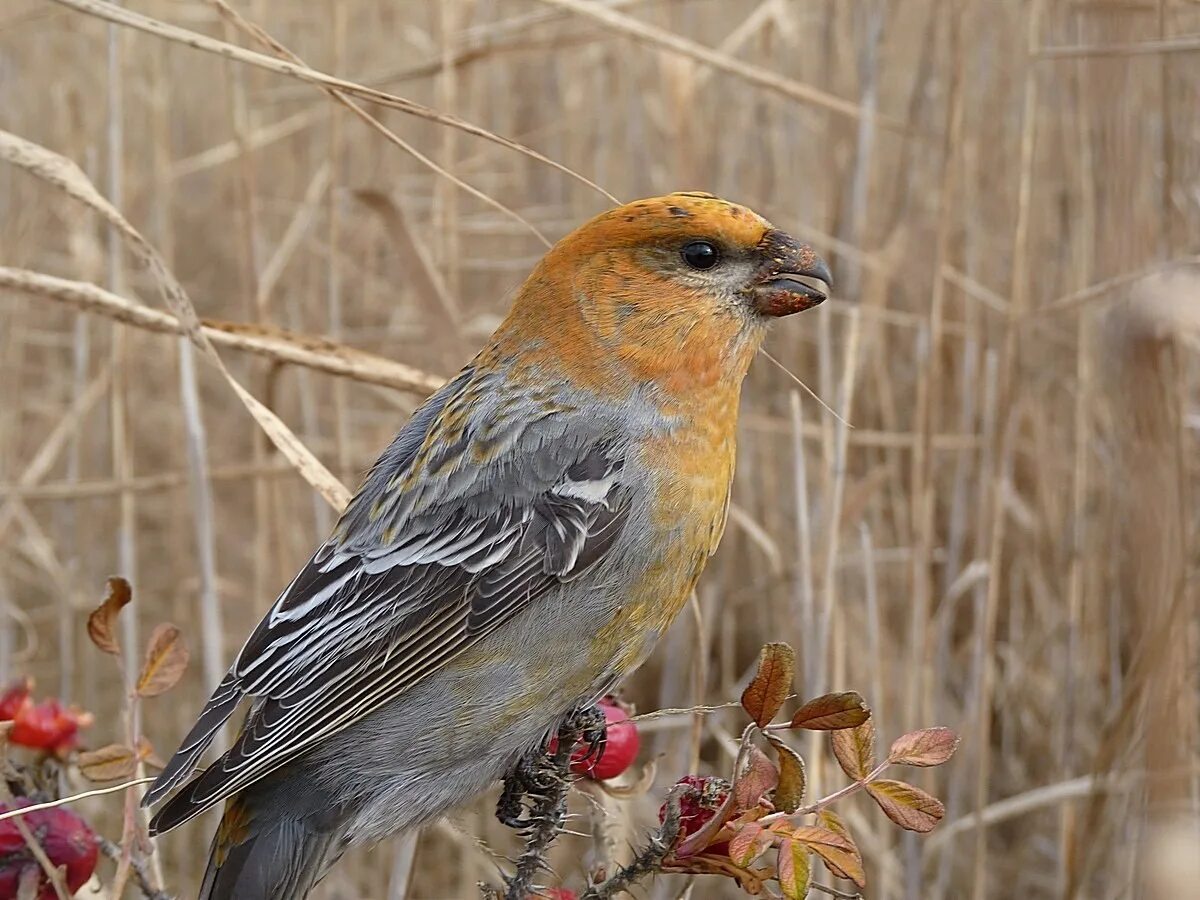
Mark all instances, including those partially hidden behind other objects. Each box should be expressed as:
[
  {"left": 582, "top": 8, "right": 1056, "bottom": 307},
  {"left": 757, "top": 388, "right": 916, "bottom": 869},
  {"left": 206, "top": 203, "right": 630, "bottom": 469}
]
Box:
[
  {"left": 831, "top": 719, "right": 877, "bottom": 780},
  {"left": 136, "top": 623, "right": 189, "bottom": 697},
  {"left": 888, "top": 727, "right": 960, "bottom": 767},
  {"left": 773, "top": 823, "right": 852, "bottom": 849},
  {"left": 727, "top": 822, "right": 775, "bottom": 868},
  {"left": 816, "top": 809, "right": 866, "bottom": 888},
  {"left": 766, "top": 733, "right": 806, "bottom": 813},
  {"left": 777, "top": 837, "right": 812, "bottom": 900},
  {"left": 77, "top": 743, "right": 138, "bottom": 782},
  {"left": 732, "top": 746, "right": 779, "bottom": 810},
  {"left": 866, "top": 779, "right": 946, "bottom": 833},
  {"left": 788, "top": 691, "right": 870, "bottom": 730},
  {"left": 87, "top": 577, "right": 132, "bottom": 656},
  {"left": 740, "top": 642, "right": 796, "bottom": 727}
]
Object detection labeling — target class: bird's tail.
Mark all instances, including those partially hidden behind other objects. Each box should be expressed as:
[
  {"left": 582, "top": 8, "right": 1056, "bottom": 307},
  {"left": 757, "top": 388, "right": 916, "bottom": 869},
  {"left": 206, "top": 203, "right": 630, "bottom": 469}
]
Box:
[{"left": 197, "top": 796, "right": 345, "bottom": 900}]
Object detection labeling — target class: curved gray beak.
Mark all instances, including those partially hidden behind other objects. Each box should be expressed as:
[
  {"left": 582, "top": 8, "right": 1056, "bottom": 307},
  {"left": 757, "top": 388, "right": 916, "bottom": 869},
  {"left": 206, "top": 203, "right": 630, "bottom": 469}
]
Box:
[{"left": 752, "top": 230, "right": 832, "bottom": 317}]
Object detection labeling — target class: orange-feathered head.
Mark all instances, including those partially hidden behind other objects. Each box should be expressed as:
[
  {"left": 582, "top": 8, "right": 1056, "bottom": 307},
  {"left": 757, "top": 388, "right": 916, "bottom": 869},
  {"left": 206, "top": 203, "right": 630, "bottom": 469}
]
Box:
[{"left": 494, "top": 192, "right": 830, "bottom": 397}]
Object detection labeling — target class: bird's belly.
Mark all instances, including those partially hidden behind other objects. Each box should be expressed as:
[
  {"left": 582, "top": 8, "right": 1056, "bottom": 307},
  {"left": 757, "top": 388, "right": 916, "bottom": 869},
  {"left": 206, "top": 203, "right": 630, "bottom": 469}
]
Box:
[
  {"left": 307, "top": 502, "right": 716, "bottom": 845},
  {"left": 306, "top": 571, "right": 639, "bottom": 845}
]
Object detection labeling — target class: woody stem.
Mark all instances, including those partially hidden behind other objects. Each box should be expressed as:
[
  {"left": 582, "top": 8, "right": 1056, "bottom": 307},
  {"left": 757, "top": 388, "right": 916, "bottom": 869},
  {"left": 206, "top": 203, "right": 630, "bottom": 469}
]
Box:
[{"left": 579, "top": 785, "right": 689, "bottom": 900}]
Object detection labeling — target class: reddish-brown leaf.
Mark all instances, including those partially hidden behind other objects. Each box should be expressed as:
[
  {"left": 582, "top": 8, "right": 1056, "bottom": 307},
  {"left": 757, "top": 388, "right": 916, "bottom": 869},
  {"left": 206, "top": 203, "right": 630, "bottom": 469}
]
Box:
[
  {"left": 766, "top": 734, "right": 806, "bottom": 813},
  {"left": 732, "top": 746, "right": 779, "bottom": 810},
  {"left": 788, "top": 691, "right": 870, "bottom": 730},
  {"left": 777, "top": 837, "right": 812, "bottom": 900},
  {"left": 888, "top": 727, "right": 960, "bottom": 767},
  {"left": 135, "top": 623, "right": 189, "bottom": 698},
  {"left": 727, "top": 822, "right": 775, "bottom": 868},
  {"left": 77, "top": 743, "right": 138, "bottom": 782},
  {"left": 86, "top": 577, "right": 132, "bottom": 656},
  {"left": 831, "top": 719, "right": 877, "bottom": 780},
  {"left": 866, "top": 779, "right": 946, "bottom": 833},
  {"left": 816, "top": 809, "right": 866, "bottom": 888},
  {"left": 740, "top": 642, "right": 796, "bottom": 727}
]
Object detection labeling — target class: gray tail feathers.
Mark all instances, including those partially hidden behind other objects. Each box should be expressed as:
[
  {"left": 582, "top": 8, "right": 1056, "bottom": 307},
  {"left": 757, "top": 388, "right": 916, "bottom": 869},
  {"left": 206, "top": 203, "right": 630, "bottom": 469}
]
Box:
[{"left": 198, "top": 816, "right": 345, "bottom": 900}]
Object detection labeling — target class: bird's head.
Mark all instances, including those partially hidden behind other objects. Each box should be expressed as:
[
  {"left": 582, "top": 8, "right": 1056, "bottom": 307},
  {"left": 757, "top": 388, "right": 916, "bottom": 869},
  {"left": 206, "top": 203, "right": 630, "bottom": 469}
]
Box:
[{"left": 495, "top": 192, "right": 831, "bottom": 398}]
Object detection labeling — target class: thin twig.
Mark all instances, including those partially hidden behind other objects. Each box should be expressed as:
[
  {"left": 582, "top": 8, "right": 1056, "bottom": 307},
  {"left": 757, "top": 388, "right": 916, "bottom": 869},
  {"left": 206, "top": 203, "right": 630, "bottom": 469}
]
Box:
[
  {"left": 0, "top": 266, "right": 444, "bottom": 395},
  {"left": 98, "top": 837, "right": 172, "bottom": 900}
]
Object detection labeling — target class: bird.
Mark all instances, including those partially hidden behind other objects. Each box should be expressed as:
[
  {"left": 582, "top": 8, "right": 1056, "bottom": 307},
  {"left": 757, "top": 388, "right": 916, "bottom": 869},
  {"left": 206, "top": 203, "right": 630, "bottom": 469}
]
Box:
[{"left": 143, "top": 191, "right": 831, "bottom": 899}]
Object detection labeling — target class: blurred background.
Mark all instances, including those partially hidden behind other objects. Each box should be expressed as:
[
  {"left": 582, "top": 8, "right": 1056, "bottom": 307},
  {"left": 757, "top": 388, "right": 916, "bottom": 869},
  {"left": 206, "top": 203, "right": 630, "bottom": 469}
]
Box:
[{"left": 1, "top": 1, "right": 1198, "bottom": 898}]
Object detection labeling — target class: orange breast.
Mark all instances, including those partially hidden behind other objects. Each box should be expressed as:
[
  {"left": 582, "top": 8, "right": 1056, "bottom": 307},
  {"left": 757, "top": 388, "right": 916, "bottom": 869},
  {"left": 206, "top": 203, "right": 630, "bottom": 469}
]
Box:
[{"left": 590, "top": 386, "right": 740, "bottom": 676}]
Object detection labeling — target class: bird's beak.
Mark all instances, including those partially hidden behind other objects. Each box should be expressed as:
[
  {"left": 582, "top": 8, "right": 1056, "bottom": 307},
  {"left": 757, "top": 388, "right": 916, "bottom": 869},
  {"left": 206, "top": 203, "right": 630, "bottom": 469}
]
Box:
[{"left": 752, "top": 230, "right": 832, "bottom": 317}]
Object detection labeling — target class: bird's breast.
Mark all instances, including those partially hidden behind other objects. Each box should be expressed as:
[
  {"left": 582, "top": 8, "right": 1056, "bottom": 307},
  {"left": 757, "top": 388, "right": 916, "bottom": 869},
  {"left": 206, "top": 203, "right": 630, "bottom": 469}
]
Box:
[{"left": 588, "top": 397, "right": 740, "bottom": 677}]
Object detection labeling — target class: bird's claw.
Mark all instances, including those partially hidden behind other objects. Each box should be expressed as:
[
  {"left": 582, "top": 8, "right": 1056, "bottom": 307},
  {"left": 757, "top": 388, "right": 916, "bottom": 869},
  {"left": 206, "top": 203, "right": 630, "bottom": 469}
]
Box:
[
  {"left": 567, "top": 703, "right": 608, "bottom": 768},
  {"left": 495, "top": 703, "right": 604, "bottom": 832}
]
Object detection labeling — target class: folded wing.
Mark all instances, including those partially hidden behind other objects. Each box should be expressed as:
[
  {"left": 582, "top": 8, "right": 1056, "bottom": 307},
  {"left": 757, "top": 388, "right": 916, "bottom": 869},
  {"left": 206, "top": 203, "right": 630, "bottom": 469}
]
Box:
[{"left": 145, "top": 371, "right": 631, "bottom": 834}]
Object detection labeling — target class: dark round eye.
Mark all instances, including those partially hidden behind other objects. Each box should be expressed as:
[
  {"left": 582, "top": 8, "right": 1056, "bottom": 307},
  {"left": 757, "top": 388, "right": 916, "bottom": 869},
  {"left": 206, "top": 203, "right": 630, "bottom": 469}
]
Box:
[{"left": 681, "top": 240, "right": 720, "bottom": 270}]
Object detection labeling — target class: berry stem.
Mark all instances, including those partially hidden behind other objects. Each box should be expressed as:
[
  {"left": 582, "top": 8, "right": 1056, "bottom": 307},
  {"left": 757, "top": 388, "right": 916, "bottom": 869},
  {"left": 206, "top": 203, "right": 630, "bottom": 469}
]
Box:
[{"left": 759, "top": 760, "right": 890, "bottom": 826}]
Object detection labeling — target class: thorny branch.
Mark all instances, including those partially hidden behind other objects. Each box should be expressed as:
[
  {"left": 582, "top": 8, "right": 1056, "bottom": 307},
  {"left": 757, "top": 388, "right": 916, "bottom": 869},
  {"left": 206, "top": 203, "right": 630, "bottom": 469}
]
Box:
[{"left": 579, "top": 782, "right": 691, "bottom": 900}]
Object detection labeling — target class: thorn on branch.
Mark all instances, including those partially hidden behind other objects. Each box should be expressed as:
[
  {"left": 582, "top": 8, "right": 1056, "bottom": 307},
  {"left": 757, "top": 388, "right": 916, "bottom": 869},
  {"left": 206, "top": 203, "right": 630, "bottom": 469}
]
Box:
[{"left": 578, "top": 781, "right": 693, "bottom": 900}]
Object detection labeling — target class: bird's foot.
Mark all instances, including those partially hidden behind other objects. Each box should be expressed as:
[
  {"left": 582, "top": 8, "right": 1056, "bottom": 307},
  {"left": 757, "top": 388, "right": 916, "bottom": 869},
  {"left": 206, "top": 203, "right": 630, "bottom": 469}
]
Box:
[
  {"left": 495, "top": 702, "right": 605, "bottom": 831},
  {"left": 496, "top": 703, "right": 604, "bottom": 899},
  {"left": 566, "top": 703, "right": 607, "bottom": 769}
]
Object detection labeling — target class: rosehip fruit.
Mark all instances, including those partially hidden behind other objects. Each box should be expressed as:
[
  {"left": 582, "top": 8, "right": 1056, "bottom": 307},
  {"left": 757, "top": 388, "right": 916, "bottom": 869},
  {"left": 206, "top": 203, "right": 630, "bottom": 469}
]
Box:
[
  {"left": 542, "top": 890, "right": 578, "bottom": 900},
  {"left": 659, "top": 774, "right": 732, "bottom": 855},
  {"left": 0, "top": 679, "right": 32, "bottom": 720},
  {"left": 552, "top": 697, "right": 640, "bottom": 780},
  {"left": 9, "top": 699, "right": 89, "bottom": 754},
  {"left": 0, "top": 800, "right": 98, "bottom": 899}
]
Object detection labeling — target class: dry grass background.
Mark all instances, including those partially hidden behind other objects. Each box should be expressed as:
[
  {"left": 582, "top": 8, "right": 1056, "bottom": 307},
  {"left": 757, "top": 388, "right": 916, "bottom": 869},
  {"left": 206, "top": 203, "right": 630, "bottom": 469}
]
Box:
[{"left": 1, "top": 0, "right": 1199, "bottom": 898}]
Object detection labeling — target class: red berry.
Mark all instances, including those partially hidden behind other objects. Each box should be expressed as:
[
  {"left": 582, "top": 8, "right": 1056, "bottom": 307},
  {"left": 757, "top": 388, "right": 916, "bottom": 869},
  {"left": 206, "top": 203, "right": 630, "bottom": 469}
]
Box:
[
  {"left": 0, "top": 800, "right": 98, "bottom": 899},
  {"left": 557, "top": 697, "right": 640, "bottom": 781},
  {"left": 0, "top": 680, "right": 32, "bottom": 721},
  {"left": 659, "top": 774, "right": 732, "bottom": 855},
  {"left": 542, "top": 890, "right": 578, "bottom": 900},
  {"left": 9, "top": 699, "right": 89, "bottom": 754}
]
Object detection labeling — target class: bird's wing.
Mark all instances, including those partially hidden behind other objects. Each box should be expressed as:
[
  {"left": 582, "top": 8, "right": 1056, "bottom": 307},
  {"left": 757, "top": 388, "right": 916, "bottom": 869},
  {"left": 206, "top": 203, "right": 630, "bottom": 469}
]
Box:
[{"left": 145, "top": 368, "right": 632, "bottom": 832}]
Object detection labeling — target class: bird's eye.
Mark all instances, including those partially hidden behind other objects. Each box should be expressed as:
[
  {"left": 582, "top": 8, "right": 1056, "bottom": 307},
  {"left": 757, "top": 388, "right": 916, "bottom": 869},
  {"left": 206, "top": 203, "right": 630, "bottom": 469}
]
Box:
[{"left": 681, "top": 240, "right": 720, "bottom": 271}]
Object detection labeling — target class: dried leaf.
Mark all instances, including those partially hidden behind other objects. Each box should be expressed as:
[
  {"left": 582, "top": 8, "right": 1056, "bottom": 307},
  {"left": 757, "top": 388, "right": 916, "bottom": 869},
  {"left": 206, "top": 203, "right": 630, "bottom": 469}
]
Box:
[
  {"left": 785, "top": 823, "right": 865, "bottom": 888},
  {"left": 888, "top": 727, "right": 960, "bottom": 767},
  {"left": 727, "top": 822, "right": 775, "bottom": 868},
  {"left": 87, "top": 577, "right": 132, "bottom": 656},
  {"left": 866, "top": 779, "right": 946, "bottom": 833},
  {"left": 740, "top": 642, "right": 795, "bottom": 727},
  {"left": 766, "top": 734, "right": 806, "bottom": 813},
  {"left": 136, "top": 624, "right": 189, "bottom": 698},
  {"left": 788, "top": 691, "right": 870, "bottom": 730},
  {"left": 77, "top": 743, "right": 137, "bottom": 782},
  {"left": 831, "top": 719, "right": 877, "bottom": 780},
  {"left": 816, "top": 809, "right": 866, "bottom": 888},
  {"left": 777, "top": 837, "right": 812, "bottom": 900},
  {"left": 732, "top": 746, "right": 779, "bottom": 811}
]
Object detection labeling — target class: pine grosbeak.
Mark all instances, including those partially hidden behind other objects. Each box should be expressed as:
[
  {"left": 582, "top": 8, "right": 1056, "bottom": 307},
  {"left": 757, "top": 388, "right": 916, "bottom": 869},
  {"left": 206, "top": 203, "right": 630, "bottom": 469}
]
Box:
[{"left": 143, "top": 192, "right": 830, "bottom": 899}]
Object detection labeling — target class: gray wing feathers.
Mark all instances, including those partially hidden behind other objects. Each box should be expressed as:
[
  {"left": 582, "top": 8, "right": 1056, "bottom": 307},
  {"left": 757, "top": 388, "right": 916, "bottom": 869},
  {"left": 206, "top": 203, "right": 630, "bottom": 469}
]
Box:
[{"left": 145, "top": 368, "right": 631, "bottom": 833}]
